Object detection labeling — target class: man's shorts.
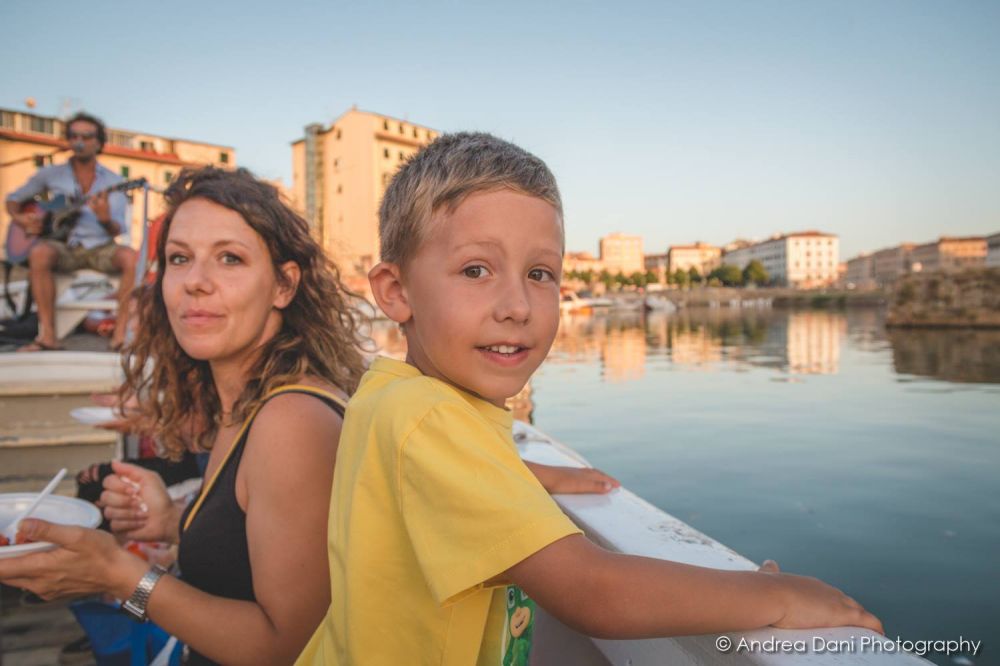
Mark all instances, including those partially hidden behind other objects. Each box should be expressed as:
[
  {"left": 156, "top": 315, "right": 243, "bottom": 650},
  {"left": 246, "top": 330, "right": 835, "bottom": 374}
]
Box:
[{"left": 43, "top": 241, "right": 121, "bottom": 274}]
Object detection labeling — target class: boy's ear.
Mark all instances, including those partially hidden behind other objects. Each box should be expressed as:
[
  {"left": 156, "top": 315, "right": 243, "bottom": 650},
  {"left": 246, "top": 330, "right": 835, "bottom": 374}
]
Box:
[
  {"left": 274, "top": 260, "right": 301, "bottom": 310},
  {"left": 368, "top": 261, "right": 412, "bottom": 324}
]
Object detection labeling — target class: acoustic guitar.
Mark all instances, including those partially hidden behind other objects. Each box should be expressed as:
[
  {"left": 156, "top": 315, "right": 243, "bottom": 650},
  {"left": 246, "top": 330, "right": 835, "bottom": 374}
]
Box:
[{"left": 4, "top": 177, "right": 147, "bottom": 264}]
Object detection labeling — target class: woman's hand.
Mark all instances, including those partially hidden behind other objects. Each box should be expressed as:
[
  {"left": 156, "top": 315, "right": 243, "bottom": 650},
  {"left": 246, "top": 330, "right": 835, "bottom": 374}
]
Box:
[
  {"left": 0, "top": 519, "right": 146, "bottom": 601},
  {"left": 101, "top": 461, "right": 182, "bottom": 544},
  {"left": 525, "top": 462, "right": 621, "bottom": 495}
]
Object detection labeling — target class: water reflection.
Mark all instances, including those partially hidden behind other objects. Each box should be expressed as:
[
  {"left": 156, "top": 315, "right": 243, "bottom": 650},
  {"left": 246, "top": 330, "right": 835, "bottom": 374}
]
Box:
[
  {"left": 368, "top": 307, "right": 1000, "bottom": 413},
  {"left": 889, "top": 327, "right": 1000, "bottom": 384},
  {"left": 548, "top": 308, "right": 1000, "bottom": 384}
]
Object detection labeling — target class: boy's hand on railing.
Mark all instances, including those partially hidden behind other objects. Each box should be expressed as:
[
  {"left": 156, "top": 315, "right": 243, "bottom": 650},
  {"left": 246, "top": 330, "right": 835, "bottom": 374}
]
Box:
[
  {"left": 760, "top": 561, "right": 885, "bottom": 635},
  {"left": 525, "top": 462, "right": 621, "bottom": 495},
  {"left": 101, "top": 461, "right": 181, "bottom": 544}
]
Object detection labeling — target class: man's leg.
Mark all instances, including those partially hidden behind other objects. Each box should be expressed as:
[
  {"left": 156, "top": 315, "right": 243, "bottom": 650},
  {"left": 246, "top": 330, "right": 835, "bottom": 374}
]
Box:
[
  {"left": 25, "top": 242, "right": 59, "bottom": 348},
  {"left": 108, "top": 245, "right": 137, "bottom": 348}
]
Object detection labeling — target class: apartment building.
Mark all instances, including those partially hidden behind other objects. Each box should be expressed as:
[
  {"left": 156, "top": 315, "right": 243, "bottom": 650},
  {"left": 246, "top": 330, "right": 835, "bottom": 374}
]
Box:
[
  {"left": 643, "top": 252, "right": 669, "bottom": 283},
  {"left": 666, "top": 242, "right": 721, "bottom": 277},
  {"left": 988, "top": 232, "right": 1000, "bottom": 268},
  {"left": 845, "top": 253, "right": 875, "bottom": 289},
  {"left": 909, "top": 236, "right": 987, "bottom": 273},
  {"left": 291, "top": 107, "right": 438, "bottom": 277},
  {"left": 564, "top": 251, "right": 605, "bottom": 276},
  {"left": 722, "top": 231, "right": 839, "bottom": 288},
  {"left": 599, "top": 232, "right": 643, "bottom": 275},
  {"left": 1, "top": 107, "right": 234, "bottom": 255}
]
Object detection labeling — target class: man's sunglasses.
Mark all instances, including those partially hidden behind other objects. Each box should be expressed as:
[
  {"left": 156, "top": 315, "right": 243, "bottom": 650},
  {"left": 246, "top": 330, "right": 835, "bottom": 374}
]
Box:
[{"left": 68, "top": 132, "right": 98, "bottom": 141}]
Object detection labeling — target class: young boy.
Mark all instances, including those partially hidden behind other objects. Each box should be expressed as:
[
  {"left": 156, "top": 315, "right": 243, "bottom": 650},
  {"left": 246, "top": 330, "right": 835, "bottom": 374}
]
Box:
[{"left": 297, "top": 133, "right": 883, "bottom": 665}]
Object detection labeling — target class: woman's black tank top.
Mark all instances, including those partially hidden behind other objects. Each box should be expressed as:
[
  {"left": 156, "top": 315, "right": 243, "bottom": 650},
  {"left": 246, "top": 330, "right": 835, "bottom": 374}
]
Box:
[{"left": 177, "top": 386, "right": 345, "bottom": 666}]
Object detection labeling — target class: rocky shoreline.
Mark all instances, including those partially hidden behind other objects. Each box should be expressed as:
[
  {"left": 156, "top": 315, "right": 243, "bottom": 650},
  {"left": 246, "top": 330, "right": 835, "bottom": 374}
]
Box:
[{"left": 887, "top": 267, "right": 1000, "bottom": 328}]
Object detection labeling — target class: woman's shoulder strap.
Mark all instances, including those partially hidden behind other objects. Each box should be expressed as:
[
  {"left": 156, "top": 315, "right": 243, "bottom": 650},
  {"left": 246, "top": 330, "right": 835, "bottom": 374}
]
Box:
[{"left": 261, "top": 384, "right": 347, "bottom": 417}]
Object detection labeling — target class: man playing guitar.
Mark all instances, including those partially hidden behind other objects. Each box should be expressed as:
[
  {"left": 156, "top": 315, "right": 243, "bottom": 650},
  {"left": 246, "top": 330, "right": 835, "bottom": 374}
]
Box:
[{"left": 5, "top": 111, "right": 137, "bottom": 351}]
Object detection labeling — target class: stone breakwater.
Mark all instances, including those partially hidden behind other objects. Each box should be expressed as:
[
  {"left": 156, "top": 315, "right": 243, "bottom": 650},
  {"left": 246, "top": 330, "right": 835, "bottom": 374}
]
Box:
[{"left": 887, "top": 267, "right": 1000, "bottom": 328}]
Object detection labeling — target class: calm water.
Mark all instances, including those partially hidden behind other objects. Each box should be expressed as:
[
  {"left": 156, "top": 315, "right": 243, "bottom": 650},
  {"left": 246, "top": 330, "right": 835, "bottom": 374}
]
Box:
[{"left": 527, "top": 307, "right": 999, "bottom": 664}]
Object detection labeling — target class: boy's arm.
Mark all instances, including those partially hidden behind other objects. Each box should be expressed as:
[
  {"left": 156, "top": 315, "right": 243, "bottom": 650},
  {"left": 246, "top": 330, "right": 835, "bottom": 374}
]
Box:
[
  {"left": 524, "top": 461, "right": 620, "bottom": 495},
  {"left": 504, "top": 534, "right": 883, "bottom": 639}
]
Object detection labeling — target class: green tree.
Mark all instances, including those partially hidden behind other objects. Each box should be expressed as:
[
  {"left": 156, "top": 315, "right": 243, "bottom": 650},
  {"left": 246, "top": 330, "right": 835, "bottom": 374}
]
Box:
[
  {"left": 645, "top": 269, "right": 659, "bottom": 285},
  {"left": 579, "top": 269, "right": 595, "bottom": 285},
  {"left": 613, "top": 272, "right": 628, "bottom": 288},
  {"left": 599, "top": 269, "right": 614, "bottom": 290},
  {"left": 688, "top": 267, "right": 702, "bottom": 284},
  {"left": 742, "top": 260, "right": 769, "bottom": 286},
  {"left": 630, "top": 271, "right": 647, "bottom": 288},
  {"left": 672, "top": 268, "right": 689, "bottom": 287},
  {"left": 709, "top": 263, "right": 744, "bottom": 286}
]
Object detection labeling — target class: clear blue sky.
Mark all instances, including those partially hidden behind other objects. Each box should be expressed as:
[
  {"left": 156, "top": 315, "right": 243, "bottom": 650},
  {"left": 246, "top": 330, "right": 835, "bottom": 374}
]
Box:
[{"left": 3, "top": 0, "right": 998, "bottom": 258}]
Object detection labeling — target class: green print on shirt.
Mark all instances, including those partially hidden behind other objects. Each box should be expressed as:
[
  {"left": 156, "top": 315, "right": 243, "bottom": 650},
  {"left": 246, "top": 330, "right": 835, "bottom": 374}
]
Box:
[{"left": 502, "top": 586, "right": 535, "bottom": 666}]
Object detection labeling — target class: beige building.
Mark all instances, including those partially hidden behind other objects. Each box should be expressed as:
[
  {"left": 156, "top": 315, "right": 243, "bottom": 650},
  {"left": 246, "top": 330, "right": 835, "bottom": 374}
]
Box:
[
  {"left": 643, "top": 252, "right": 669, "bottom": 283},
  {"left": 667, "top": 242, "right": 721, "bottom": 277},
  {"left": 909, "top": 236, "right": 987, "bottom": 274},
  {"left": 988, "top": 232, "right": 1000, "bottom": 268},
  {"left": 563, "top": 251, "right": 605, "bottom": 276},
  {"left": 1, "top": 107, "right": 234, "bottom": 255},
  {"left": 599, "top": 232, "right": 643, "bottom": 276},
  {"left": 291, "top": 108, "right": 438, "bottom": 278},
  {"left": 722, "top": 231, "right": 839, "bottom": 288}
]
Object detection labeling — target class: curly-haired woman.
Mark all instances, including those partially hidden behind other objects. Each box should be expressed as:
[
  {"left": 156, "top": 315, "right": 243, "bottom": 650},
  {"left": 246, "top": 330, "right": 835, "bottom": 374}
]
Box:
[{"left": 0, "top": 167, "right": 367, "bottom": 665}]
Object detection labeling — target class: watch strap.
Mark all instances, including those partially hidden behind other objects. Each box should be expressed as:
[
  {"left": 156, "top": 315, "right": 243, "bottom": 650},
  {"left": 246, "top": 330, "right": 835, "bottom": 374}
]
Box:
[{"left": 121, "top": 565, "right": 166, "bottom": 622}]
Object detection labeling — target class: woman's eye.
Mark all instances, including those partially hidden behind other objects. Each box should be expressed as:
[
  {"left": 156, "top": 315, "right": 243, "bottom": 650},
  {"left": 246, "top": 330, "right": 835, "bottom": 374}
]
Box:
[
  {"left": 463, "top": 265, "right": 488, "bottom": 279},
  {"left": 528, "top": 268, "right": 555, "bottom": 282},
  {"left": 167, "top": 253, "right": 187, "bottom": 266},
  {"left": 221, "top": 253, "right": 242, "bottom": 265}
]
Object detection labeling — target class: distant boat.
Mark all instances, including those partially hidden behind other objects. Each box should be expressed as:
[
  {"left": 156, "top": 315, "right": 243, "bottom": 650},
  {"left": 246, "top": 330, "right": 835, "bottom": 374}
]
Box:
[
  {"left": 643, "top": 296, "right": 677, "bottom": 313},
  {"left": 560, "top": 290, "right": 593, "bottom": 314}
]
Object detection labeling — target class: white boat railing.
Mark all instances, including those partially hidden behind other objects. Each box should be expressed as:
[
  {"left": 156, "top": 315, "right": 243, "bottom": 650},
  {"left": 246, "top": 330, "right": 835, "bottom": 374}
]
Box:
[{"left": 513, "top": 421, "right": 930, "bottom": 666}]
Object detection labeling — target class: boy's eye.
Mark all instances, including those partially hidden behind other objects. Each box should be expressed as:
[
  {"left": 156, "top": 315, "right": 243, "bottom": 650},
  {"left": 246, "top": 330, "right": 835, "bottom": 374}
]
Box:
[
  {"left": 528, "top": 268, "right": 555, "bottom": 282},
  {"left": 462, "top": 265, "right": 489, "bottom": 279}
]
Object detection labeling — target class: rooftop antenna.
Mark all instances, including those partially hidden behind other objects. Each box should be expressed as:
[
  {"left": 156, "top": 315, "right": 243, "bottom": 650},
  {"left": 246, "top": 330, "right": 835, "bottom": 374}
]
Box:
[{"left": 58, "top": 97, "right": 80, "bottom": 119}]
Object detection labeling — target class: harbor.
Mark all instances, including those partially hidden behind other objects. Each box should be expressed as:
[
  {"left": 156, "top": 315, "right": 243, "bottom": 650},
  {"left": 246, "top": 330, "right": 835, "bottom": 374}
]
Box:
[{"left": 2, "top": 302, "right": 996, "bottom": 664}]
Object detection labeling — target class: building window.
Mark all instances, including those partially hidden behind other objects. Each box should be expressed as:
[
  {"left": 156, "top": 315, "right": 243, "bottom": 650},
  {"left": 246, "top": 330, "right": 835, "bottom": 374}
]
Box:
[
  {"left": 0, "top": 111, "right": 15, "bottom": 129},
  {"left": 337, "top": 185, "right": 343, "bottom": 194},
  {"left": 164, "top": 171, "right": 173, "bottom": 183},
  {"left": 33, "top": 155, "right": 48, "bottom": 168},
  {"left": 219, "top": 151, "right": 230, "bottom": 164},
  {"left": 140, "top": 140, "right": 155, "bottom": 152},
  {"left": 29, "top": 116, "right": 55, "bottom": 135},
  {"left": 383, "top": 148, "right": 390, "bottom": 158},
  {"left": 398, "top": 151, "right": 404, "bottom": 160},
  {"left": 399, "top": 123, "right": 405, "bottom": 135},
  {"left": 336, "top": 129, "right": 342, "bottom": 139},
  {"left": 413, "top": 128, "right": 418, "bottom": 138},
  {"left": 108, "top": 131, "right": 135, "bottom": 148},
  {"left": 120, "top": 166, "right": 130, "bottom": 178}
]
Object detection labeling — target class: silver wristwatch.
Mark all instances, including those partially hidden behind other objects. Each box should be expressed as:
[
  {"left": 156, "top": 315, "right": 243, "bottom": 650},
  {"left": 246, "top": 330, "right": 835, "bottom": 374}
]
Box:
[{"left": 121, "top": 565, "right": 167, "bottom": 622}]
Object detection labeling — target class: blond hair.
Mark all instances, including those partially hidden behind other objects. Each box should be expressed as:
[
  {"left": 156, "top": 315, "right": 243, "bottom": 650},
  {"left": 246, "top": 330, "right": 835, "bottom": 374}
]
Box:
[{"left": 378, "top": 132, "right": 563, "bottom": 265}]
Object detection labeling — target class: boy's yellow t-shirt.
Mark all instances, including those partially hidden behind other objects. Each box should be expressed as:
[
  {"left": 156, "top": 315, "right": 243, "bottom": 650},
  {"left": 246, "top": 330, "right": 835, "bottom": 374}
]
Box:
[{"left": 296, "top": 357, "right": 581, "bottom": 666}]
